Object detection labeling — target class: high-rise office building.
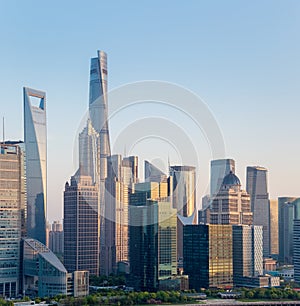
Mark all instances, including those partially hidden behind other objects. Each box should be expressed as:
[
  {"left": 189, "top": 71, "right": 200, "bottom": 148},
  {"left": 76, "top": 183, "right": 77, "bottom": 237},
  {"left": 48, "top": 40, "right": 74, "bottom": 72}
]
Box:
[
  {"left": 293, "top": 219, "right": 300, "bottom": 283},
  {"left": 232, "top": 225, "right": 263, "bottom": 286},
  {"left": 209, "top": 171, "right": 253, "bottom": 225},
  {"left": 49, "top": 221, "right": 64, "bottom": 256},
  {"left": 278, "top": 197, "right": 300, "bottom": 264},
  {"left": 123, "top": 156, "right": 138, "bottom": 184},
  {"left": 145, "top": 160, "right": 168, "bottom": 183},
  {"left": 246, "top": 166, "right": 270, "bottom": 257},
  {"left": 0, "top": 144, "right": 26, "bottom": 297},
  {"left": 183, "top": 224, "right": 233, "bottom": 290},
  {"left": 89, "top": 50, "right": 111, "bottom": 181},
  {"left": 129, "top": 182, "right": 176, "bottom": 291},
  {"left": 210, "top": 159, "right": 235, "bottom": 197},
  {"left": 24, "top": 87, "right": 47, "bottom": 245},
  {"left": 269, "top": 199, "right": 279, "bottom": 256},
  {"left": 169, "top": 165, "right": 196, "bottom": 218},
  {"left": 88, "top": 50, "right": 114, "bottom": 276},
  {"left": 64, "top": 171, "right": 100, "bottom": 275}
]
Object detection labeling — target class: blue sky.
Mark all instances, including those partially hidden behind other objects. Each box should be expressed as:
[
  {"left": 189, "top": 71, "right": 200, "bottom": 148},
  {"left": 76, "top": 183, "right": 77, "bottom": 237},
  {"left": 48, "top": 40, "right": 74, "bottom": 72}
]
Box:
[{"left": 0, "top": 1, "right": 299, "bottom": 222}]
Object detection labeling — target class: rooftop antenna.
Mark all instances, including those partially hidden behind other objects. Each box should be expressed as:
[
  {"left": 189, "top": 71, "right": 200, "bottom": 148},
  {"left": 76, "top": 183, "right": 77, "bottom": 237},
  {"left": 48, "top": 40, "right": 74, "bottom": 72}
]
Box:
[{"left": 124, "top": 145, "right": 127, "bottom": 157}]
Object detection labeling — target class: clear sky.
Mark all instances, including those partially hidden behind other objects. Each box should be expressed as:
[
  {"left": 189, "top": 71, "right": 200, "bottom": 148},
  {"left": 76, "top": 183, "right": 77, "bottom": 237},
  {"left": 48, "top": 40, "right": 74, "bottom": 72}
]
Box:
[{"left": 0, "top": 0, "right": 299, "bottom": 222}]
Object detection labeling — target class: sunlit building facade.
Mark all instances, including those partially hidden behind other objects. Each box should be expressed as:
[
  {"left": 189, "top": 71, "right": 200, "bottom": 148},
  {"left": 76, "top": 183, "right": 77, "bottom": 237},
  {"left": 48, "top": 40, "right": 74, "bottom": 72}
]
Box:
[
  {"left": 24, "top": 87, "right": 47, "bottom": 245},
  {"left": 169, "top": 165, "right": 195, "bottom": 218},
  {"left": 209, "top": 172, "right": 253, "bottom": 225},
  {"left": 269, "top": 199, "right": 279, "bottom": 256},
  {"left": 183, "top": 224, "right": 233, "bottom": 290}
]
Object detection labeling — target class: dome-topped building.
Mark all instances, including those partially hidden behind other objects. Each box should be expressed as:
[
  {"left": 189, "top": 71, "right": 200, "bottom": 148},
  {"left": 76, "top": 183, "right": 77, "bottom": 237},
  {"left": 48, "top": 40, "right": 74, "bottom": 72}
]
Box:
[{"left": 222, "top": 171, "right": 241, "bottom": 186}]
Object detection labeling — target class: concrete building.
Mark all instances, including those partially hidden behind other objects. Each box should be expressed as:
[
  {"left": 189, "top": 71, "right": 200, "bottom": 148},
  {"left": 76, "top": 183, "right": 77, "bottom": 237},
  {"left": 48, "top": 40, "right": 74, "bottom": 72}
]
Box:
[
  {"left": 246, "top": 166, "right": 270, "bottom": 257},
  {"left": 49, "top": 221, "right": 64, "bottom": 256},
  {"left": 208, "top": 171, "right": 253, "bottom": 225},
  {"left": 24, "top": 87, "right": 47, "bottom": 245}
]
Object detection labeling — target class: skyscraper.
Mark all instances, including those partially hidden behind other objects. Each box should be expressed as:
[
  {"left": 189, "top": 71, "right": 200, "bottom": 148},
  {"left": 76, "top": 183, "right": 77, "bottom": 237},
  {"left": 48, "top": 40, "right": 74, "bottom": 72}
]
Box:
[
  {"left": 0, "top": 144, "right": 26, "bottom": 297},
  {"left": 169, "top": 165, "right": 196, "bottom": 218},
  {"left": 89, "top": 50, "right": 111, "bottom": 181},
  {"left": 246, "top": 166, "right": 270, "bottom": 257},
  {"left": 129, "top": 181, "right": 176, "bottom": 291},
  {"left": 145, "top": 160, "right": 168, "bottom": 183},
  {"left": 210, "top": 159, "right": 235, "bottom": 197},
  {"left": 278, "top": 197, "right": 300, "bottom": 264},
  {"left": 78, "top": 119, "right": 100, "bottom": 184},
  {"left": 293, "top": 219, "right": 300, "bottom": 283},
  {"left": 64, "top": 171, "right": 100, "bottom": 275},
  {"left": 209, "top": 171, "right": 253, "bottom": 225},
  {"left": 24, "top": 87, "right": 47, "bottom": 244},
  {"left": 183, "top": 224, "right": 233, "bottom": 290},
  {"left": 269, "top": 199, "right": 279, "bottom": 256}
]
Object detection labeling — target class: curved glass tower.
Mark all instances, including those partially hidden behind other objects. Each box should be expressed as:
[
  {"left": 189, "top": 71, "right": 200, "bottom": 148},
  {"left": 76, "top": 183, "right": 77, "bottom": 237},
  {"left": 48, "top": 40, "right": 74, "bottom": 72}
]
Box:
[
  {"left": 89, "top": 50, "right": 111, "bottom": 181},
  {"left": 24, "top": 87, "right": 47, "bottom": 244}
]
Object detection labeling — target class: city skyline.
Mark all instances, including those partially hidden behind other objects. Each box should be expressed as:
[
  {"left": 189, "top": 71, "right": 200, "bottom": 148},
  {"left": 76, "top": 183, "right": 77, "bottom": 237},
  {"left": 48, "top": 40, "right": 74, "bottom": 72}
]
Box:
[{"left": 1, "top": 1, "right": 300, "bottom": 222}]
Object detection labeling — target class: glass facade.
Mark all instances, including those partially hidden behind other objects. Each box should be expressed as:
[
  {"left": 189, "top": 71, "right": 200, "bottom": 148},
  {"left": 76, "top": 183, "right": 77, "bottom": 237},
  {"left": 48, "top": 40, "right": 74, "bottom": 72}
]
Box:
[
  {"left": 169, "top": 166, "right": 196, "bottom": 218},
  {"left": 158, "top": 201, "right": 177, "bottom": 280},
  {"left": 129, "top": 197, "right": 158, "bottom": 291},
  {"left": 210, "top": 159, "right": 235, "bottom": 197},
  {"left": 24, "top": 87, "right": 47, "bottom": 245},
  {"left": 246, "top": 166, "right": 270, "bottom": 257},
  {"left": 23, "top": 238, "right": 68, "bottom": 298},
  {"left": 183, "top": 224, "right": 233, "bottom": 289},
  {"left": 278, "top": 197, "right": 300, "bottom": 264},
  {"left": 0, "top": 144, "right": 25, "bottom": 297}
]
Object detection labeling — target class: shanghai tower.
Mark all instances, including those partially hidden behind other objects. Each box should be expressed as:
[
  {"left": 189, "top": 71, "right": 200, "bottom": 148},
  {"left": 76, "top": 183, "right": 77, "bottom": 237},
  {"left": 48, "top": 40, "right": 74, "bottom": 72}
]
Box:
[
  {"left": 89, "top": 50, "right": 111, "bottom": 180},
  {"left": 89, "top": 50, "right": 114, "bottom": 275}
]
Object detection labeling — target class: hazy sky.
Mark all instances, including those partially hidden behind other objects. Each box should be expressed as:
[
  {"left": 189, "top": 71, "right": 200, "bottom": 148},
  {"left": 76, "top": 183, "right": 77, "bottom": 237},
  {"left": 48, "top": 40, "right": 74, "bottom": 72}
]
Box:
[{"left": 0, "top": 1, "right": 299, "bottom": 222}]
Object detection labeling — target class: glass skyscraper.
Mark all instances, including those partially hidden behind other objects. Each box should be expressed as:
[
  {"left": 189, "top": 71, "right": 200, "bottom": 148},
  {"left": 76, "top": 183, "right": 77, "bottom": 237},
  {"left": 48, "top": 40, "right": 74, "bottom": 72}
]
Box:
[
  {"left": 278, "top": 197, "right": 300, "bottom": 264},
  {"left": 24, "top": 87, "right": 47, "bottom": 245},
  {"left": 169, "top": 165, "right": 196, "bottom": 218},
  {"left": 210, "top": 159, "right": 235, "bottom": 197},
  {"left": 246, "top": 166, "right": 270, "bottom": 257}
]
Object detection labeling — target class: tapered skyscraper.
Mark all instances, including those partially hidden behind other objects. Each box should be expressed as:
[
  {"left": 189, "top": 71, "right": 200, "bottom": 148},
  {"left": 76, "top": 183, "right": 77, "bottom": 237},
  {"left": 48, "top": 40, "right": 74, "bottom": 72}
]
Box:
[
  {"left": 24, "top": 87, "right": 47, "bottom": 244},
  {"left": 89, "top": 50, "right": 111, "bottom": 181},
  {"left": 246, "top": 166, "right": 270, "bottom": 257}
]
